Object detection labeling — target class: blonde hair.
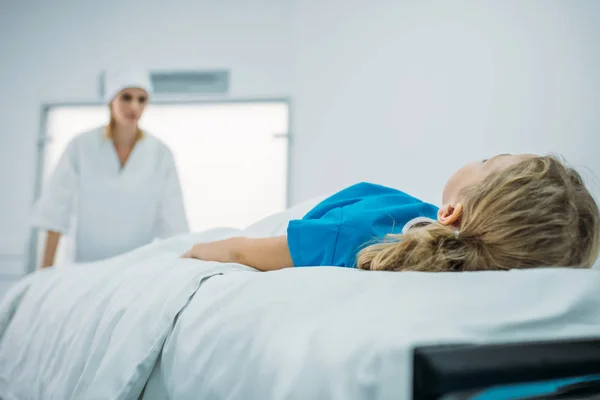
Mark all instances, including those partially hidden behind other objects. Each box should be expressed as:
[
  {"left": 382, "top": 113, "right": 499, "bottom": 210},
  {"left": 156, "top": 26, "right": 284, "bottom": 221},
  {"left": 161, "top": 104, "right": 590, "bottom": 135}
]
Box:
[{"left": 357, "top": 156, "right": 600, "bottom": 272}]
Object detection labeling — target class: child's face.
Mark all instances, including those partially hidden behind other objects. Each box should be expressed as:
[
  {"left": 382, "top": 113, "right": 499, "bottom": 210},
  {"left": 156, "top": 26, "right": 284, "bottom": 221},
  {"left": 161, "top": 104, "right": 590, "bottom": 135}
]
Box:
[{"left": 442, "top": 154, "right": 536, "bottom": 205}]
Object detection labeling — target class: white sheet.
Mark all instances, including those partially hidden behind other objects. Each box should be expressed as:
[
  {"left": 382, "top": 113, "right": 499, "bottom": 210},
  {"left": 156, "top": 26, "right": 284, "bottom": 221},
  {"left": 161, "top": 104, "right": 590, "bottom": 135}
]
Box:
[
  {"left": 157, "top": 267, "right": 600, "bottom": 400},
  {"left": 0, "top": 227, "right": 250, "bottom": 400}
]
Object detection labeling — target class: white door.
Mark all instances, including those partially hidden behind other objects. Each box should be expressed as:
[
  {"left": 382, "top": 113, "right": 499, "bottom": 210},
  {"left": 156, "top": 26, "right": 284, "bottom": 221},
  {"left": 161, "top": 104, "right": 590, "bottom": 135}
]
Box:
[{"left": 38, "top": 101, "right": 289, "bottom": 266}]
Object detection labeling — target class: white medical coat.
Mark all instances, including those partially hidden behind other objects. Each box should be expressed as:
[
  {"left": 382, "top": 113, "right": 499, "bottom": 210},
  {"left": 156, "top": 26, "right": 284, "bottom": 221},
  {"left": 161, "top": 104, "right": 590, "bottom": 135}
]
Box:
[{"left": 31, "top": 127, "right": 189, "bottom": 263}]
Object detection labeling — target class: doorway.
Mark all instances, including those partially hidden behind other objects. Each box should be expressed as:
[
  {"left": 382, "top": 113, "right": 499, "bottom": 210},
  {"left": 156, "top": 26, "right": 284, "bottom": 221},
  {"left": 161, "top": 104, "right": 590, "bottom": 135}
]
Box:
[{"left": 33, "top": 100, "right": 290, "bottom": 267}]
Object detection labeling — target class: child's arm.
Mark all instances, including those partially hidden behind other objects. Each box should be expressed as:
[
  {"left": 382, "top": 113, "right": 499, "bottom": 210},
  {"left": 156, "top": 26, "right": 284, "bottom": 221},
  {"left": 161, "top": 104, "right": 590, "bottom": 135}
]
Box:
[{"left": 182, "top": 236, "right": 294, "bottom": 271}]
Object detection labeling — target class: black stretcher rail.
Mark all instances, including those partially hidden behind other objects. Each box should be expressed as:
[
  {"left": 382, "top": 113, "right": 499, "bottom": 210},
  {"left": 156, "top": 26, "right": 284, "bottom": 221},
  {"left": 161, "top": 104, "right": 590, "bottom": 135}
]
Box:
[{"left": 413, "top": 337, "right": 600, "bottom": 400}]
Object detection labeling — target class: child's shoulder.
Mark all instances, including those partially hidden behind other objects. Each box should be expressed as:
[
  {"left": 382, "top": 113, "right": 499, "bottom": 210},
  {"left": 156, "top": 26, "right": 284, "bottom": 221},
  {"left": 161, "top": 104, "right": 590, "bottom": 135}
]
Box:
[
  {"left": 303, "top": 181, "right": 438, "bottom": 221},
  {"left": 340, "top": 181, "right": 411, "bottom": 198},
  {"left": 338, "top": 182, "right": 438, "bottom": 210}
]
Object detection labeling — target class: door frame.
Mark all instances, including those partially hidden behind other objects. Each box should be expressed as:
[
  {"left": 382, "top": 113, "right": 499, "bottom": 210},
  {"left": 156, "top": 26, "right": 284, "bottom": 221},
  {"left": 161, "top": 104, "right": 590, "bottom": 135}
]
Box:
[{"left": 28, "top": 97, "right": 293, "bottom": 273}]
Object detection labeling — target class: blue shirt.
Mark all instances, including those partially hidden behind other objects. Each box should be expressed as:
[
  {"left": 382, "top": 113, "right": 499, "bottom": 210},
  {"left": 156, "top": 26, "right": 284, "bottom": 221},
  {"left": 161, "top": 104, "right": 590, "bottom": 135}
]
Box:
[{"left": 287, "top": 182, "right": 439, "bottom": 268}]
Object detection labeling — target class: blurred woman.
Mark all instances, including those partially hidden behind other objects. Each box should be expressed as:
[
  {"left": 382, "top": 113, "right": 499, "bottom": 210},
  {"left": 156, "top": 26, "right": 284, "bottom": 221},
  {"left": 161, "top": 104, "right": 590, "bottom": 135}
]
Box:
[{"left": 32, "top": 68, "right": 189, "bottom": 267}]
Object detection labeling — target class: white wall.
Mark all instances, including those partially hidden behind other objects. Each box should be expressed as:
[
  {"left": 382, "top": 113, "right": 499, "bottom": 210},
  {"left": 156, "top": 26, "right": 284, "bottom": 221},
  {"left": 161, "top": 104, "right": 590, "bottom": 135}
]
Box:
[
  {"left": 1, "top": 0, "right": 600, "bottom": 280},
  {"left": 0, "top": 0, "right": 293, "bottom": 277},
  {"left": 289, "top": 0, "right": 600, "bottom": 205}
]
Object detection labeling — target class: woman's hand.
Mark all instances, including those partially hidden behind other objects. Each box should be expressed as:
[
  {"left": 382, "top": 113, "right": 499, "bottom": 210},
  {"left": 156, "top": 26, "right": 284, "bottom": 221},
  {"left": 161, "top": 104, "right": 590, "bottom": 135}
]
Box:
[{"left": 182, "top": 237, "right": 244, "bottom": 264}]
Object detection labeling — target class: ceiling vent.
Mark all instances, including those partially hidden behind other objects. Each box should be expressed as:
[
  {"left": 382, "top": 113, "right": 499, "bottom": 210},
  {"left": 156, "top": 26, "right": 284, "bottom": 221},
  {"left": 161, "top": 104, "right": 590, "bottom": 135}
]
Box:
[{"left": 99, "top": 69, "right": 229, "bottom": 98}]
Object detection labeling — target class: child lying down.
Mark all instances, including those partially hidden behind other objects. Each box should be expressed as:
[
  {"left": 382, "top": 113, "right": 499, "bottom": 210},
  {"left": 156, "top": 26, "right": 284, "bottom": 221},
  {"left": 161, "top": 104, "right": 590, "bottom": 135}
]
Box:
[{"left": 183, "top": 154, "right": 600, "bottom": 272}]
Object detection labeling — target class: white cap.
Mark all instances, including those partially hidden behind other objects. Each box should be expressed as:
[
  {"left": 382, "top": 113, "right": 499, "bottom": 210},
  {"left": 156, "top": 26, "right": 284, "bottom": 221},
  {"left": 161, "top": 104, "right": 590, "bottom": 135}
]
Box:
[{"left": 104, "top": 68, "right": 153, "bottom": 103}]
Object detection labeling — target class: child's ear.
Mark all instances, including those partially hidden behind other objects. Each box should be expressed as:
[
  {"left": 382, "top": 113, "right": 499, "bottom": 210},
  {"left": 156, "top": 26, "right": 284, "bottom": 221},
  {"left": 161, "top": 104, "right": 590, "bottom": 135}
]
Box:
[{"left": 438, "top": 203, "right": 463, "bottom": 226}]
